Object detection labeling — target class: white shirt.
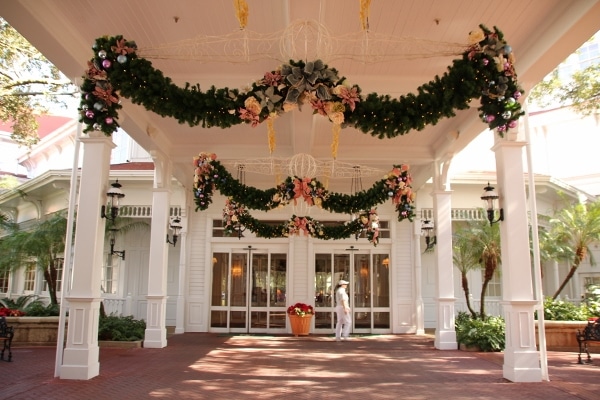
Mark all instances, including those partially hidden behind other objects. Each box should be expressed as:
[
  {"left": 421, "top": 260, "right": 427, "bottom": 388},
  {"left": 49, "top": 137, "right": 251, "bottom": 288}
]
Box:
[{"left": 336, "top": 287, "right": 349, "bottom": 307}]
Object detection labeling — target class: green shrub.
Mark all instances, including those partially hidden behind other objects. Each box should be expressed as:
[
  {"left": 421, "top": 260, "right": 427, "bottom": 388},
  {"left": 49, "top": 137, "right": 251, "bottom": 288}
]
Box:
[
  {"left": 0, "top": 295, "right": 38, "bottom": 311},
  {"left": 22, "top": 301, "right": 60, "bottom": 316},
  {"left": 455, "top": 311, "right": 505, "bottom": 352},
  {"left": 584, "top": 284, "right": 600, "bottom": 318},
  {"left": 98, "top": 315, "right": 146, "bottom": 341},
  {"left": 542, "top": 297, "right": 589, "bottom": 321}
]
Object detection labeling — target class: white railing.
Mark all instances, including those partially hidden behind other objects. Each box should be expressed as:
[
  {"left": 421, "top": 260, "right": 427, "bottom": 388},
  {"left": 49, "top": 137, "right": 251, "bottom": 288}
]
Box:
[
  {"left": 118, "top": 205, "right": 182, "bottom": 218},
  {"left": 454, "top": 299, "right": 504, "bottom": 317},
  {"left": 421, "top": 208, "right": 486, "bottom": 221},
  {"left": 102, "top": 294, "right": 133, "bottom": 316}
]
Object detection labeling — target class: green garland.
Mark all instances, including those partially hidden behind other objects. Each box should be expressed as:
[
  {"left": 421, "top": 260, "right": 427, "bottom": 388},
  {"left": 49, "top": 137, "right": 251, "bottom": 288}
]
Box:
[
  {"left": 223, "top": 200, "right": 382, "bottom": 246},
  {"left": 79, "top": 25, "right": 523, "bottom": 139},
  {"left": 193, "top": 152, "right": 416, "bottom": 222}
]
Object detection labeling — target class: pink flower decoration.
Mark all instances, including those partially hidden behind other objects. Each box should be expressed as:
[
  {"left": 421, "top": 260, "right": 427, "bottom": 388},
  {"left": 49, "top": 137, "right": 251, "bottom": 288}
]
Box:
[
  {"left": 336, "top": 86, "right": 360, "bottom": 111},
  {"left": 263, "top": 71, "right": 283, "bottom": 86}
]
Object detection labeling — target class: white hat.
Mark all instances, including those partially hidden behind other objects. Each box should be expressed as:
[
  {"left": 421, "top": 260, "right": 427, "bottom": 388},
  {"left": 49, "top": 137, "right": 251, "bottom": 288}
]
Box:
[{"left": 338, "top": 280, "right": 349, "bottom": 285}]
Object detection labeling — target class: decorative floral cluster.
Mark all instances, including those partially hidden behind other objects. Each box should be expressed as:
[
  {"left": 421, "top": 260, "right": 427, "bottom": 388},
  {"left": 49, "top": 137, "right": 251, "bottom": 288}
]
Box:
[
  {"left": 357, "top": 209, "right": 380, "bottom": 246},
  {"left": 383, "top": 165, "right": 416, "bottom": 221},
  {"left": 193, "top": 152, "right": 218, "bottom": 209},
  {"left": 222, "top": 198, "right": 246, "bottom": 235},
  {"left": 79, "top": 37, "right": 138, "bottom": 134},
  {"left": 284, "top": 215, "right": 325, "bottom": 237},
  {"left": 238, "top": 60, "right": 361, "bottom": 128},
  {"left": 287, "top": 302, "right": 315, "bottom": 316},
  {"left": 467, "top": 25, "right": 524, "bottom": 135}
]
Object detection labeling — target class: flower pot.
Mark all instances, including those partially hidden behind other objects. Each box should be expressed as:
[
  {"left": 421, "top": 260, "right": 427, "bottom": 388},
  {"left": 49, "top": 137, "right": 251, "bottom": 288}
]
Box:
[{"left": 288, "top": 314, "right": 313, "bottom": 336}]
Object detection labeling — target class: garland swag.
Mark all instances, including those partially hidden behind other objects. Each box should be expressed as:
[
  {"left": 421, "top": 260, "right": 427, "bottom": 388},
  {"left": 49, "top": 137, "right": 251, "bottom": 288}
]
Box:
[
  {"left": 79, "top": 25, "right": 523, "bottom": 244},
  {"left": 79, "top": 25, "right": 523, "bottom": 139},
  {"left": 193, "top": 152, "right": 416, "bottom": 221}
]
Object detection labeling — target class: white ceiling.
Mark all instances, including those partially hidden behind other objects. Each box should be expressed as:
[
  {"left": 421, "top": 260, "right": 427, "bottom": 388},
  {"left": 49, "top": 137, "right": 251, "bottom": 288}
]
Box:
[{"left": 3, "top": 0, "right": 600, "bottom": 193}]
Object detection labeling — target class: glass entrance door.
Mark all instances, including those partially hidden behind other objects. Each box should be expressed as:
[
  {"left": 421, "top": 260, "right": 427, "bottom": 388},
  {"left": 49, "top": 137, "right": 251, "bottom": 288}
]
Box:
[
  {"left": 314, "top": 250, "right": 390, "bottom": 334},
  {"left": 210, "top": 249, "right": 287, "bottom": 333}
]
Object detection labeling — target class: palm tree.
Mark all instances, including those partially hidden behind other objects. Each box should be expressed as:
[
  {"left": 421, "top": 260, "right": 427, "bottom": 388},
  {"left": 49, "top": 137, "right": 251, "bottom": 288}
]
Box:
[
  {"left": 549, "top": 200, "right": 600, "bottom": 300},
  {"left": 0, "top": 211, "right": 149, "bottom": 305},
  {"left": 452, "top": 228, "right": 480, "bottom": 318},
  {"left": 0, "top": 212, "right": 67, "bottom": 304},
  {"left": 452, "top": 216, "right": 501, "bottom": 320}
]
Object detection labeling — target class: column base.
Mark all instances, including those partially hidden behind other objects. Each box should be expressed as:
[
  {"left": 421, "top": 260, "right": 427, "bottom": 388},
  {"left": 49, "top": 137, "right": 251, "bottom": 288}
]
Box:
[
  {"left": 503, "top": 350, "right": 542, "bottom": 382},
  {"left": 60, "top": 347, "right": 100, "bottom": 380},
  {"left": 435, "top": 329, "right": 458, "bottom": 350},
  {"left": 144, "top": 327, "right": 167, "bottom": 348},
  {"left": 502, "top": 300, "right": 542, "bottom": 382},
  {"left": 435, "top": 297, "right": 457, "bottom": 350}
]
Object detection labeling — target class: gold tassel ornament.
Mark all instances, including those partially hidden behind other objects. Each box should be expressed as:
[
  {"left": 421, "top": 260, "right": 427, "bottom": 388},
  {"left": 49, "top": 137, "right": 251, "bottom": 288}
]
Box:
[{"left": 233, "top": 0, "right": 249, "bottom": 29}]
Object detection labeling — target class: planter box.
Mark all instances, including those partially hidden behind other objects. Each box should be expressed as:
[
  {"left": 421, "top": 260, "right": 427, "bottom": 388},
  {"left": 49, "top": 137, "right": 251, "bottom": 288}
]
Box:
[
  {"left": 535, "top": 320, "right": 600, "bottom": 352},
  {"left": 99, "top": 340, "right": 143, "bottom": 348},
  {"left": 5, "top": 317, "right": 143, "bottom": 348},
  {"left": 5, "top": 316, "right": 66, "bottom": 346},
  {"left": 458, "top": 343, "right": 481, "bottom": 352}
]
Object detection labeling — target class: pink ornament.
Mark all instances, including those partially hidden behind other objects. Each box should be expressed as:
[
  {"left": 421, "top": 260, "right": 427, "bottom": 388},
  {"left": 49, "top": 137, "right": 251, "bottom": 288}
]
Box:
[
  {"left": 508, "top": 120, "right": 518, "bottom": 128},
  {"left": 105, "top": 117, "right": 114, "bottom": 124},
  {"left": 514, "top": 91, "right": 521, "bottom": 99},
  {"left": 102, "top": 59, "right": 112, "bottom": 69},
  {"left": 85, "top": 110, "right": 94, "bottom": 119},
  {"left": 485, "top": 114, "right": 495, "bottom": 123},
  {"left": 482, "top": 58, "right": 489, "bottom": 66}
]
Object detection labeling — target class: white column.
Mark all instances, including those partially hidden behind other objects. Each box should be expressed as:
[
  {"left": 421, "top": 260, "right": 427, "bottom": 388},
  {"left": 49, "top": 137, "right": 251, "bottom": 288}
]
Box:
[
  {"left": 144, "top": 187, "right": 170, "bottom": 348},
  {"left": 493, "top": 137, "right": 542, "bottom": 382},
  {"left": 432, "top": 190, "right": 457, "bottom": 349},
  {"left": 60, "top": 133, "right": 115, "bottom": 380},
  {"left": 174, "top": 227, "right": 187, "bottom": 334},
  {"left": 413, "top": 217, "right": 425, "bottom": 335}
]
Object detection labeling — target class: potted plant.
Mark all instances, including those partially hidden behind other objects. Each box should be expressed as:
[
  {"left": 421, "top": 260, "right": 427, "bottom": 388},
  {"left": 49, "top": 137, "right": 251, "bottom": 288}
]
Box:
[{"left": 287, "top": 302, "right": 315, "bottom": 336}]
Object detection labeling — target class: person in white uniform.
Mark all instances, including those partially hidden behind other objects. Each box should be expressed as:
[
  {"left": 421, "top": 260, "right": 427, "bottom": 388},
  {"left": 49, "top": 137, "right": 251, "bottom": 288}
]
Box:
[{"left": 335, "top": 279, "right": 351, "bottom": 341}]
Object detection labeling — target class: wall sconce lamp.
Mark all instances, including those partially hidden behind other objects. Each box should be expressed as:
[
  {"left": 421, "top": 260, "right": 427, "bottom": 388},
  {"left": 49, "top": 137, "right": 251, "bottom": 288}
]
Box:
[
  {"left": 108, "top": 226, "right": 126, "bottom": 260},
  {"left": 166, "top": 216, "right": 183, "bottom": 247},
  {"left": 481, "top": 182, "right": 504, "bottom": 225},
  {"left": 100, "top": 180, "right": 125, "bottom": 221},
  {"left": 421, "top": 219, "right": 436, "bottom": 251}
]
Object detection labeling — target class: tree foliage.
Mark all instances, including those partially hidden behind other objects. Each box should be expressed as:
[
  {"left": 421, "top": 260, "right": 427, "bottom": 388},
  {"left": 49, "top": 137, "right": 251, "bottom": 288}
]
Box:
[
  {"left": 549, "top": 200, "right": 600, "bottom": 299},
  {"left": 528, "top": 35, "right": 600, "bottom": 115},
  {"left": 0, "top": 18, "right": 77, "bottom": 147},
  {"left": 452, "top": 227, "right": 481, "bottom": 318},
  {"left": 452, "top": 216, "right": 501, "bottom": 320},
  {"left": 0, "top": 212, "right": 67, "bottom": 304}
]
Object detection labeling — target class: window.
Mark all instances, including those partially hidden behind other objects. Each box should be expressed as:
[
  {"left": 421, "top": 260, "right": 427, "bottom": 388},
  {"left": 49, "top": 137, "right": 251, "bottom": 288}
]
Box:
[
  {"left": 583, "top": 276, "right": 600, "bottom": 299},
  {"left": 484, "top": 269, "right": 502, "bottom": 297},
  {"left": 24, "top": 263, "right": 36, "bottom": 292},
  {"left": 43, "top": 258, "right": 63, "bottom": 293},
  {"left": 0, "top": 269, "right": 9, "bottom": 293},
  {"left": 101, "top": 254, "right": 120, "bottom": 295}
]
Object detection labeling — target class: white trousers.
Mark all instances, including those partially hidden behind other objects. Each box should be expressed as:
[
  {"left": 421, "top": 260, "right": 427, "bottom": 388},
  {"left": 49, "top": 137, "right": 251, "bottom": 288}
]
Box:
[{"left": 335, "top": 305, "right": 351, "bottom": 339}]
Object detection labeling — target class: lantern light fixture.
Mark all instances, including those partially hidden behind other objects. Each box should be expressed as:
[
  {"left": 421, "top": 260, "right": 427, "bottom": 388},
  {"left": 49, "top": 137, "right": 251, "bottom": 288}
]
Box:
[
  {"left": 481, "top": 182, "right": 504, "bottom": 225},
  {"left": 100, "top": 180, "right": 125, "bottom": 221},
  {"left": 421, "top": 219, "right": 436, "bottom": 251},
  {"left": 166, "top": 216, "right": 183, "bottom": 247}
]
